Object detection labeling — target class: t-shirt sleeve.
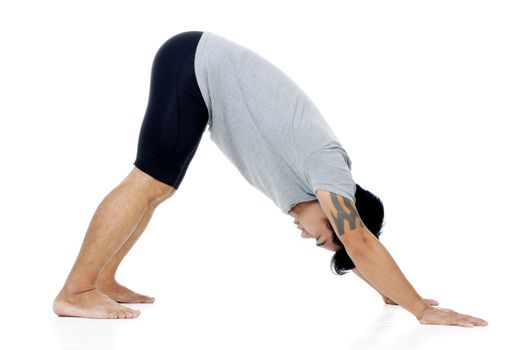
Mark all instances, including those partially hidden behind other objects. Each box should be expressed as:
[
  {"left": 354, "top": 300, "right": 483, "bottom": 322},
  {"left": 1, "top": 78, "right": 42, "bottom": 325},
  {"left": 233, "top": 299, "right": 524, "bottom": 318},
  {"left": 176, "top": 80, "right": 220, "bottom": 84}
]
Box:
[{"left": 303, "top": 147, "right": 357, "bottom": 202}]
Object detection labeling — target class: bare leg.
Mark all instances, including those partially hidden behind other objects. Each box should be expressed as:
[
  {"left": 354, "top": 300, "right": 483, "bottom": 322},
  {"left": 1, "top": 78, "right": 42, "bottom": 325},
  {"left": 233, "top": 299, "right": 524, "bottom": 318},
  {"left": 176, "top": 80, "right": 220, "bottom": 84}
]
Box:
[
  {"left": 96, "top": 202, "right": 159, "bottom": 303},
  {"left": 53, "top": 166, "right": 175, "bottom": 319}
]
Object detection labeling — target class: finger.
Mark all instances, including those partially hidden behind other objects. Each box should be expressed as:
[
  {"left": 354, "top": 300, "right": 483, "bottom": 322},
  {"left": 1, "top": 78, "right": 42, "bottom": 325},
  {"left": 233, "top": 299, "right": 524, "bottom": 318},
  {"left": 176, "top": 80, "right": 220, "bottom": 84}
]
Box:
[
  {"left": 460, "top": 312, "right": 486, "bottom": 324},
  {"left": 467, "top": 316, "right": 488, "bottom": 326},
  {"left": 472, "top": 319, "right": 488, "bottom": 327},
  {"left": 452, "top": 315, "right": 473, "bottom": 328},
  {"left": 461, "top": 315, "right": 487, "bottom": 327}
]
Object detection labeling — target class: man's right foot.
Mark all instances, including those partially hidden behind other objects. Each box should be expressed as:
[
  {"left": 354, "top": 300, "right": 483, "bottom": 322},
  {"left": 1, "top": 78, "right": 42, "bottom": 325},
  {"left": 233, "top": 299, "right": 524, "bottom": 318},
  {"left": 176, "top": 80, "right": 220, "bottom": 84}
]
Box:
[{"left": 53, "top": 286, "right": 141, "bottom": 319}]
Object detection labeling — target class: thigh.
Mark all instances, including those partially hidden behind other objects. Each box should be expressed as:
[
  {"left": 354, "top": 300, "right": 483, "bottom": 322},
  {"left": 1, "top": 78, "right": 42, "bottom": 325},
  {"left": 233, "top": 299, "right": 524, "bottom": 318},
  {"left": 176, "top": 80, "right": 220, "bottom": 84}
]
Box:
[{"left": 134, "top": 31, "right": 209, "bottom": 189}]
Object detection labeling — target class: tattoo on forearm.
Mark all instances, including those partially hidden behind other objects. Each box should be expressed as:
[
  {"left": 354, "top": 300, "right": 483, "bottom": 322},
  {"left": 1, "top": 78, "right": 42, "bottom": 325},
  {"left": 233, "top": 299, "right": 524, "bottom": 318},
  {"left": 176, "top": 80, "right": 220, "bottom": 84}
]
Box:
[{"left": 329, "top": 192, "right": 365, "bottom": 236}]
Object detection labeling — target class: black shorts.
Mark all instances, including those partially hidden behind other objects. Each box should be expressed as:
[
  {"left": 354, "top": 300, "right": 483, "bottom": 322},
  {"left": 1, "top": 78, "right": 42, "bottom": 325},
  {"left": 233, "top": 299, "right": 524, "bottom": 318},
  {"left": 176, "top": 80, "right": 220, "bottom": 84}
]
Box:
[{"left": 133, "top": 31, "right": 208, "bottom": 189}]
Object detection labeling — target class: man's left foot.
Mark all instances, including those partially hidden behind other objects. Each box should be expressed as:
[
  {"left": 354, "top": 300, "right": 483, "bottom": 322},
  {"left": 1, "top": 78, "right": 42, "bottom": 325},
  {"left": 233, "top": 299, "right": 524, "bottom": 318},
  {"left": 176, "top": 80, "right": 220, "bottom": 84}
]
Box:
[{"left": 97, "top": 281, "right": 155, "bottom": 303}]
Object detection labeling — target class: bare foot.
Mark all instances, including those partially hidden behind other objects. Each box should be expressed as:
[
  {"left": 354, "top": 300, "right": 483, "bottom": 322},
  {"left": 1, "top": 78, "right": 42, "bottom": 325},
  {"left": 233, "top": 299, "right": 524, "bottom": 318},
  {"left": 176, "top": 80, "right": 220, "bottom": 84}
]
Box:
[
  {"left": 97, "top": 280, "right": 155, "bottom": 303},
  {"left": 53, "top": 286, "right": 141, "bottom": 319}
]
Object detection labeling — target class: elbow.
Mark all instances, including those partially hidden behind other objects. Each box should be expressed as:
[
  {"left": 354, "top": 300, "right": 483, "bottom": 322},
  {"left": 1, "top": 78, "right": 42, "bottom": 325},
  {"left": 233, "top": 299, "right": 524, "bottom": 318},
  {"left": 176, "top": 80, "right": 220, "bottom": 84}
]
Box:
[
  {"left": 346, "top": 244, "right": 370, "bottom": 264},
  {"left": 343, "top": 229, "right": 375, "bottom": 261}
]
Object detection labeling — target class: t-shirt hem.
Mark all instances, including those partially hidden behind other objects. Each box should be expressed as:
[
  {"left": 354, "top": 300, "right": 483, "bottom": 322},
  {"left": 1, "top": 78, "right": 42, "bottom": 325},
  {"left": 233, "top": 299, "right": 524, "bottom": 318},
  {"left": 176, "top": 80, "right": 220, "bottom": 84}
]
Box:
[
  {"left": 283, "top": 195, "right": 318, "bottom": 215},
  {"left": 312, "top": 184, "right": 356, "bottom": 202}
]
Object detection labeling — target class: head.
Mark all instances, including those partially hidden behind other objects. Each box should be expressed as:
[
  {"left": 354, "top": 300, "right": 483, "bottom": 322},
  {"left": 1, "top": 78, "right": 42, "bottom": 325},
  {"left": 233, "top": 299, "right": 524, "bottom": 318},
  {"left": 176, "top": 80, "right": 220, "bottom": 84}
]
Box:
[
  {"left": 291, "top": 184, "right": 385, "bottom": 264},
  {"left": 330, "top": 183, "right": 385, "bottom": 275}
]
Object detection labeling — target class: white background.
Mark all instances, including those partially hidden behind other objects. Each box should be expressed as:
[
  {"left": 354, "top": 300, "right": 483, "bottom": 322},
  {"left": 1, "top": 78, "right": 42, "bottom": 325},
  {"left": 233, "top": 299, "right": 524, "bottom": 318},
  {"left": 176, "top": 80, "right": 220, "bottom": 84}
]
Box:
[{"left": 1, "top": 1, "right": 525, "bottom": 349}]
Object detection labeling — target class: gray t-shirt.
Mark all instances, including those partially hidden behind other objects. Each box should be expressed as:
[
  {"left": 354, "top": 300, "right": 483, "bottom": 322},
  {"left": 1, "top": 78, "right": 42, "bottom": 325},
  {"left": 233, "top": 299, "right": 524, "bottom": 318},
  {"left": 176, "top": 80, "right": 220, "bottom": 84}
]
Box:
[{"left": 194, "top": 31, "right": 356, "bottom": 215}]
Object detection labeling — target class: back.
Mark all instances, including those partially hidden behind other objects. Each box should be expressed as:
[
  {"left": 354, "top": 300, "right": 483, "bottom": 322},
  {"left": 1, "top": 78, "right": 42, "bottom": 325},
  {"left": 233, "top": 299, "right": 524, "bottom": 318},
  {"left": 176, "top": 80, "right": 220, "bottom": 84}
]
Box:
[{"left": 194, "top": 31, "right": 357, "bottom": 214}]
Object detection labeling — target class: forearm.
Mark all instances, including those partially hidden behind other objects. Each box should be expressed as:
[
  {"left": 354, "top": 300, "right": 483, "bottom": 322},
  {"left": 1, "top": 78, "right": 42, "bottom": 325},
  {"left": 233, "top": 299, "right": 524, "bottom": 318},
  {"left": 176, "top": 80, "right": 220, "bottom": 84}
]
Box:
[
  {"left": 315, "top": 190, "right": 430, "bottom": 320},
  {"left": 352, "top": 268, "right": 387, "bottom": 298},
  {"left": 348, "top": 232, "right": 429, "bottom": 319}
]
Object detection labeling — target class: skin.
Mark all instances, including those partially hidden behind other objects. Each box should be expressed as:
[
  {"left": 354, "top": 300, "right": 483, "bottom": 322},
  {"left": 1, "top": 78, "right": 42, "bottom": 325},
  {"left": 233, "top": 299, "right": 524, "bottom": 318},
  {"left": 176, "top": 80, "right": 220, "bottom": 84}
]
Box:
[
  {"left": 53, "top": 166, "right": 175, "bottom": 319},
  {"left": 52, "top": 165, "right": 487, "bottom": 326},
  {"left": 289, "top": 199, "right": 342, "bottom": 252},
  {"left": 289, "top": 193, "right": 488, "bottom": 327},
  {"left": 289, "top": 200, "right": 438, "bottom": 306}
]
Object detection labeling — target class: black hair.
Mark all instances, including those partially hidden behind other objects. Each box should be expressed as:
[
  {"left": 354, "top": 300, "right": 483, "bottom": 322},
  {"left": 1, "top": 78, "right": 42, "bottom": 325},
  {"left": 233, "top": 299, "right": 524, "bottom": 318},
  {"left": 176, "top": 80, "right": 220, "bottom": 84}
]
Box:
[{"left": 330, "top": 183, "right": 385, "bottom": 275}]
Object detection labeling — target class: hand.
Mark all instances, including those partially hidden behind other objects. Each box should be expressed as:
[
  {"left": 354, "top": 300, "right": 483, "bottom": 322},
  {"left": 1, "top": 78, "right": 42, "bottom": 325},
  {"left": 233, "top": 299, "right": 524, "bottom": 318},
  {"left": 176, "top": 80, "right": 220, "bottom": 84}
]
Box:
[
  {"left": 417, "top": 306, "right": 488, "bottom": 327},
  {"left": 383, "top": 295, "right": 439, "bottom": 306}
]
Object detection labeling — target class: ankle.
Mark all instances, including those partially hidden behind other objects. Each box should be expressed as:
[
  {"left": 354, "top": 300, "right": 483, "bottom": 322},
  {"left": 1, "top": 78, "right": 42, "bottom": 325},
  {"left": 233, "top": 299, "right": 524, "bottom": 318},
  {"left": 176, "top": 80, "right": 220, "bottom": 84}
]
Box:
[{"left": 64, "top": 282, "right": 97, "bottom": 295}]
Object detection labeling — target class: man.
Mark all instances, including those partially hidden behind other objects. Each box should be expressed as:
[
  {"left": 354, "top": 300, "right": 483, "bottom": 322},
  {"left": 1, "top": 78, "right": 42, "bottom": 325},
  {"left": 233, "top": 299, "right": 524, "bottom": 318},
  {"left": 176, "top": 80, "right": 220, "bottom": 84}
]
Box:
[{"left": 53, "top": 31, "right": 487, "bottom": 327}]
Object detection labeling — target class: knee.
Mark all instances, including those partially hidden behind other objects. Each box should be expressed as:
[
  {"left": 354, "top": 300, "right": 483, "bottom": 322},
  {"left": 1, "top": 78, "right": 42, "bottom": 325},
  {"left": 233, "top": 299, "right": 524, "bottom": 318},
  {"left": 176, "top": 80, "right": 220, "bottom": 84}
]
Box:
[
  {"left": 145, "top": 178, "right": 176, "bottom": 205},
  {"left": 151, "top": 186, "right": 176, "bottom": 206},
  {"left": 130, "top": 166, "right": 177, "bottom": 205}
]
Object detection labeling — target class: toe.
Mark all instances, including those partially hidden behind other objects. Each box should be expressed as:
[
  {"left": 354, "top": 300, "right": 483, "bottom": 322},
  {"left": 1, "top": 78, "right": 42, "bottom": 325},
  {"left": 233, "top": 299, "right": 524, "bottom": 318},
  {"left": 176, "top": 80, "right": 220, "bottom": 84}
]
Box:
[
  {"left": 112, "top": 305, "right": 127, "bottom": 319},
  {"left": 120, "top": 304, "right": 140, "bottom": 318},
  {"left": 117, "top": 306, "right": 130, "bottom": 318},
  {"left": 141, "top": 295, "right": 155, "bottom": 303}
]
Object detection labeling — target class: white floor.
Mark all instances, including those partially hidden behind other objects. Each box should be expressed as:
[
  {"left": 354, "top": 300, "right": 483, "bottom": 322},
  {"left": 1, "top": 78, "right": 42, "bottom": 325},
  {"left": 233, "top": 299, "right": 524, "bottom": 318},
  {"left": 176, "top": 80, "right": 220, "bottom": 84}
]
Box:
[
  {"left": 2, "top": 213, "right": 523, "bottom": 350},
  {"left": 2, "top": 275, "right": 519, "bottom": 350}
]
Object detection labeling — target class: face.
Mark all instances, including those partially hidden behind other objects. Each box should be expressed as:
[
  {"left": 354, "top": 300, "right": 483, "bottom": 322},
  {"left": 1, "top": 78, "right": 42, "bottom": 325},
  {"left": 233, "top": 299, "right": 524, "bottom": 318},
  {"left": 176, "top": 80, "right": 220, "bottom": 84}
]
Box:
[{"left": 290, "top": 200, "right": 342, "bottom": 252}]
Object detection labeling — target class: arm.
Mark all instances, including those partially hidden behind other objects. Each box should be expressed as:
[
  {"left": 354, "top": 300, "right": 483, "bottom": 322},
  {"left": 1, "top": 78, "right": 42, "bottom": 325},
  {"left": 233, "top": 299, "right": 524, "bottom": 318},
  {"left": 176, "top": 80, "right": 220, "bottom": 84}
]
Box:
[
  {"left": 315, "top": 189, "right": 430, "bottom": 320},
  {"left": 354, "top": 268, "right": 439, "bottom": 306},
  {"left": 352, "top": 268, "right": 391, "bottom": 302}
]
